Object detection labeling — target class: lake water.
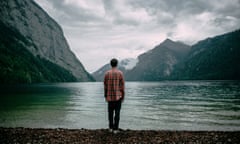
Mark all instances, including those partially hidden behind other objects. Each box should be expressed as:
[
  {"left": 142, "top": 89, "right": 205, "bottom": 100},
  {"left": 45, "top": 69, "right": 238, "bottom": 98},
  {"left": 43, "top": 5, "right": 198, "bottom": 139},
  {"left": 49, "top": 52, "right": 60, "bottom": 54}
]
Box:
[{"left": 0, "top": 81, "right": 240, "bottom": 131}]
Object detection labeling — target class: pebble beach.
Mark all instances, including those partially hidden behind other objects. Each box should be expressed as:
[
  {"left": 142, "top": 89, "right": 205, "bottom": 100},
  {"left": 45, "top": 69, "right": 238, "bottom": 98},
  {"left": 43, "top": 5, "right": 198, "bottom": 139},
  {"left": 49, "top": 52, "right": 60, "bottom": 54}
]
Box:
[{"left": 1, "top": 128, "right": 239, "bottom": 144}]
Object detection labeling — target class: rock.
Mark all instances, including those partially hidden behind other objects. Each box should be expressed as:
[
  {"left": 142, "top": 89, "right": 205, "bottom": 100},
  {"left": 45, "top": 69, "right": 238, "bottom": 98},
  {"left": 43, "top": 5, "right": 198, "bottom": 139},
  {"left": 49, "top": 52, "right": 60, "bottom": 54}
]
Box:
[{"left": 0, "top": 0, "right": 94, "bottom": 81}]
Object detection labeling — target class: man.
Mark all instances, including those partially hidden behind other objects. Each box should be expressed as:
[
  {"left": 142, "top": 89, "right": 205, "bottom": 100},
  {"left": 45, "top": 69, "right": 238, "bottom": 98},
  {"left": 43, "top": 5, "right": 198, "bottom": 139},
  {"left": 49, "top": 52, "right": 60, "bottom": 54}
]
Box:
[{"left": 104, "top": 58, "right": 125, "bottom": 133}]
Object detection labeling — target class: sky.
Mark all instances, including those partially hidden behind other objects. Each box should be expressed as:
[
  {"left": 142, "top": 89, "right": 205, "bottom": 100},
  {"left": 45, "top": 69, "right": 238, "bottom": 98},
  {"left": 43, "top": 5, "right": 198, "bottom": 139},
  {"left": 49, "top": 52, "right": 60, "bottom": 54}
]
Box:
[{"left": 34, "top": 0, "right": 240, "bottom": 73}]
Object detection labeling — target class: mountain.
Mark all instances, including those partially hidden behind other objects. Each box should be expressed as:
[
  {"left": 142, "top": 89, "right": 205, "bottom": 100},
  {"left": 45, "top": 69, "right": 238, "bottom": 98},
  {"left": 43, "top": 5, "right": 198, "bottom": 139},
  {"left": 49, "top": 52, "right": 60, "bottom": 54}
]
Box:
[
  {"left": 92, "top": 58, "right": 138, "bottom": 81},
  {"left": 125, "top": 39, "right": 191, "bottom": 81},
  {"left": 93, "top": 39, "right": 190, "bottom": 81},
  {"left": 0, "top": 0, "right": 94, "bottom": 83},
  {"left": 94, "top": 29, "right": 240, "bottom": 81},
  {"left": 172, "top": 29, "right": 240, "bottom": 80}
]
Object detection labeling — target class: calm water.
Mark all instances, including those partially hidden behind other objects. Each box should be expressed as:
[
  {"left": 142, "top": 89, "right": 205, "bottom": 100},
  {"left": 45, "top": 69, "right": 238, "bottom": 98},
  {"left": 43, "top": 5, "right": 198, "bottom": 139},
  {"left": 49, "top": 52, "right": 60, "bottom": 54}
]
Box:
[{"left": 0, "top": 81, "right": 240, "bottom": 131}]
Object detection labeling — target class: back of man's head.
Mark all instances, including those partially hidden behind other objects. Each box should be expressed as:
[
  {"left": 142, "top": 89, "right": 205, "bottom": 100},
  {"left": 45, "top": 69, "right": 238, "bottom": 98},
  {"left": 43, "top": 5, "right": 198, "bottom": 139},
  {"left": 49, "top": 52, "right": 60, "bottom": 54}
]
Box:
[{"left": 110, "top": 58, "right": 118, "bottom": 67}]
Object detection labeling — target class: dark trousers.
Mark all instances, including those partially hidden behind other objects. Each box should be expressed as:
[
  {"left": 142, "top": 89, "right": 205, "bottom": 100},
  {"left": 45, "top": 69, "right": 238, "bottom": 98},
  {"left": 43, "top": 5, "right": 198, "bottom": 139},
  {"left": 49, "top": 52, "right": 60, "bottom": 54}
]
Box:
[{"left": 108, "top": 100, "right": 122, "bottom": 130}]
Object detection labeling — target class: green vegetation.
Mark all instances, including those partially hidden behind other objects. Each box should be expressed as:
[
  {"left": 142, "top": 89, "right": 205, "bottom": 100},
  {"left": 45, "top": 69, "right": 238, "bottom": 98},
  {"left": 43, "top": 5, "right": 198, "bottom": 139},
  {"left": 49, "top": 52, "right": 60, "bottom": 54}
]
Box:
[
  {"left": 0, "top": 22, "right": 77, "bottom": 83},
  {"left": 172, "top": 29, "right": 240, "bottom": 80}
]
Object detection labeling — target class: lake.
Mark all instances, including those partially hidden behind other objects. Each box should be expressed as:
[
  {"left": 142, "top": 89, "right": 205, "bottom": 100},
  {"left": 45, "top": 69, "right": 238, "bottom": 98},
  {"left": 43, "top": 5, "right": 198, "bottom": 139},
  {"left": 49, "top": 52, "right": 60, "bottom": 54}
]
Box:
[{"left": 0, "top": 81, "right": 240, "bottom": 131}]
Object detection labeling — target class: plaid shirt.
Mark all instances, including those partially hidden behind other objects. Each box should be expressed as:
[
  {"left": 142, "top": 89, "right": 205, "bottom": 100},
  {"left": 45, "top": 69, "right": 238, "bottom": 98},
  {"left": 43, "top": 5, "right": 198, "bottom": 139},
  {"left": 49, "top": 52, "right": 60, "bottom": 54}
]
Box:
[{"left": 104, "top": 68, "right": 125, "bottom": 102}]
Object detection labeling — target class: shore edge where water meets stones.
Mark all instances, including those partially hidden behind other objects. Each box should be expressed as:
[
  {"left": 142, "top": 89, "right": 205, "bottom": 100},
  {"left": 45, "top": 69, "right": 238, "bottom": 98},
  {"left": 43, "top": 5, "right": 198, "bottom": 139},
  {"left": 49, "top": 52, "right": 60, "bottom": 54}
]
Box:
[{"left": 0, "top": 127, "right": 239, "bottom": 143}]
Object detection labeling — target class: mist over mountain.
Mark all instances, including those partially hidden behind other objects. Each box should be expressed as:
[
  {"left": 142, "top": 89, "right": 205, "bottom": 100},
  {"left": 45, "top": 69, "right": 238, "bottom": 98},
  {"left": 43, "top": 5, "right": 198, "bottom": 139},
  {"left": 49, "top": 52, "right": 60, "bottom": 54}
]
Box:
[
  {"left": 0, "top": 0, "right": 94, "bottom": 83},
  {"left": 92, "top": 58, "right": 138, "bottom": 81}
]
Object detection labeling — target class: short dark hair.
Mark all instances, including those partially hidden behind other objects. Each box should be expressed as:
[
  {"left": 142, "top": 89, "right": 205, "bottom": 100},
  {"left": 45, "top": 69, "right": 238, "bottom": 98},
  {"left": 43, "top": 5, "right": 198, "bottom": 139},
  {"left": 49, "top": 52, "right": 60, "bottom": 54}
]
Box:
[{"left": 110, "top": 58, "right": 118, "bottom": 67}]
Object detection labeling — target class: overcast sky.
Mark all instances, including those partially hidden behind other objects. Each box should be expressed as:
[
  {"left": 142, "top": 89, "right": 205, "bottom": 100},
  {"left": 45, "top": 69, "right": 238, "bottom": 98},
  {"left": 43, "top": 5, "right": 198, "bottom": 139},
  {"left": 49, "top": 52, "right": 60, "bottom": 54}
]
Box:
[{"left": 34, "top": 0, "right": 240, "bottom": 73}]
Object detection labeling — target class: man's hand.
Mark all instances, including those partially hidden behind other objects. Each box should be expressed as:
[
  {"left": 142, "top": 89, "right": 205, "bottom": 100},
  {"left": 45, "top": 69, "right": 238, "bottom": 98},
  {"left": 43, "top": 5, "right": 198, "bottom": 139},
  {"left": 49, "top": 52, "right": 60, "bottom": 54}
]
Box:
[{"left": 120, "top": 96, "right": 124, "bottom": 103}]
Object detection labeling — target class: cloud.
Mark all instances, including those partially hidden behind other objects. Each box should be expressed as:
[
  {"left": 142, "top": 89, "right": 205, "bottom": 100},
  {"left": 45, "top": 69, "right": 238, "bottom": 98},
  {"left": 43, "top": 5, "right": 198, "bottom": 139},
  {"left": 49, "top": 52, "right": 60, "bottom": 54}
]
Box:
[{"left": 34, "top": 0, "right": 240, "bottom": 72}]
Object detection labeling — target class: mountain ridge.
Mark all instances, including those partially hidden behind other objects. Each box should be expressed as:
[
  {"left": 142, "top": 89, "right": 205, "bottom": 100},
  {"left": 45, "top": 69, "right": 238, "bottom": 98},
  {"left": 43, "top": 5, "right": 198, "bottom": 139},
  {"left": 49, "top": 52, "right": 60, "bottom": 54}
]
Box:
[
  {"left": 125, "top": 39, "right": 191, "bottom": 81},
  {"left": 172, "top": 29, "right": 240, "bottom": 80},
  {"left": 93, "top": 29, "right": 240, "bottom": 81}
]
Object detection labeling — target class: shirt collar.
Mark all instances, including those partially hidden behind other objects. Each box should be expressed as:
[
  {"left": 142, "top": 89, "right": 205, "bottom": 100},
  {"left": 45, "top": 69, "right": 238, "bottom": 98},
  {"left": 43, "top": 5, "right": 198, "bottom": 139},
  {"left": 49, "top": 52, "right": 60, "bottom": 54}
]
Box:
[{"left": 111, "top": 67, "right": 118, "bottom": 71}]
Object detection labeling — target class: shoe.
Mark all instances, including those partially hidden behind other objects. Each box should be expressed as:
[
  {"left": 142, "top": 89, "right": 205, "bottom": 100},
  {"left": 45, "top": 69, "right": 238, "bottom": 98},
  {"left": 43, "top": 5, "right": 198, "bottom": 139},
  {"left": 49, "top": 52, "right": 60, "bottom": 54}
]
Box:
[
  {"left": 113, "top": 130, "right": 119, "bottom": 134},
  {"left": 108, "top": 129, "right": 113, "bottom": 133}
]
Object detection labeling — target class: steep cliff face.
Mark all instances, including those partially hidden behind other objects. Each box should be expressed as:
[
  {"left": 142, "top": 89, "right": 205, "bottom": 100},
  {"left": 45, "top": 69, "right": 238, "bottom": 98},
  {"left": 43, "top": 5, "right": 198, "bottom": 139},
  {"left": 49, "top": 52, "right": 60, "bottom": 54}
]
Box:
[
  {"left": 0, "top": 21, "right": 78, "bottom": 83},
  {"left": 0, "top": 0, "right": 93, "bottom": 81}
]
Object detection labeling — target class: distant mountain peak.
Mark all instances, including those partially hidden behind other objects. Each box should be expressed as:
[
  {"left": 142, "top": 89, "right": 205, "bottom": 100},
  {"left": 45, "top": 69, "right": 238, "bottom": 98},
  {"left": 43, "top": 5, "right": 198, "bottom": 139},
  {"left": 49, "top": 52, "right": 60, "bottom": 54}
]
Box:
[
  {"left": 158, "top": 38, "right": 174, "bottom": 47},
  {"left": 161, "top": 38, "right": 184, "bottom": 46},
  {"left": 159, "top": 38, "right": 190, "bottom": 52},
  {"left": 163, "top": 38, "right": 174, "bottom": 43}
]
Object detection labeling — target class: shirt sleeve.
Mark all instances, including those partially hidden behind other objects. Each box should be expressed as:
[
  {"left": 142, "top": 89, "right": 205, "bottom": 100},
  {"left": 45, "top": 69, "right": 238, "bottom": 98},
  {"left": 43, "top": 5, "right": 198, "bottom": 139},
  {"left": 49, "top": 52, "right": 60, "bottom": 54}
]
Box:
[
  {"left": 104, "top": 73, "right": 108, "bottom": 98},
  {"left": 120, "top": 73, "right": 125, "bottom": 98}
]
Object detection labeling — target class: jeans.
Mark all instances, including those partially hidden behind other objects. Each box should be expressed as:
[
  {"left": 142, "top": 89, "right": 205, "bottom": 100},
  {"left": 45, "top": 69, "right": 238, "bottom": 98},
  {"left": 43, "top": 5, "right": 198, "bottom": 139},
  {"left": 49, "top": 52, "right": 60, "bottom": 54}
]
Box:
[{"left": 108, "top": 100, "right": 122, "bottom": 130}]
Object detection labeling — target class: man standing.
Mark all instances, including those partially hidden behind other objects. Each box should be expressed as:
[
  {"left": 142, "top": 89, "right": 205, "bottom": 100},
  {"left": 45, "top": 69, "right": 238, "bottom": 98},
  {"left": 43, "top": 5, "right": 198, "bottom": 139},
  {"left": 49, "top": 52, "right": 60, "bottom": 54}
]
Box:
[{"left": 104, "top": 58, "right": 125, "bottom": 133}]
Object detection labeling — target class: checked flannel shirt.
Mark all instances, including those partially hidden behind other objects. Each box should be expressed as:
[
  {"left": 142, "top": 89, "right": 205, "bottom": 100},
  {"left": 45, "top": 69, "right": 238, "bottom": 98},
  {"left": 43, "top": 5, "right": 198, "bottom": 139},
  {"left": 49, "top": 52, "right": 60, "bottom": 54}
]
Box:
[{"left": 104, "top": 68, "right": 125, "bottom": 102}]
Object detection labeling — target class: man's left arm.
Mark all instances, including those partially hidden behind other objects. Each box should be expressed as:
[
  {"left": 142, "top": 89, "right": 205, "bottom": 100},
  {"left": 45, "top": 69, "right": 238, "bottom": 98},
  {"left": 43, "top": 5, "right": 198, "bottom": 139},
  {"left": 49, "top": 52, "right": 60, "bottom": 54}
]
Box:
[{"left": 104, "top": 74, "right": 108, "bottom": 99}]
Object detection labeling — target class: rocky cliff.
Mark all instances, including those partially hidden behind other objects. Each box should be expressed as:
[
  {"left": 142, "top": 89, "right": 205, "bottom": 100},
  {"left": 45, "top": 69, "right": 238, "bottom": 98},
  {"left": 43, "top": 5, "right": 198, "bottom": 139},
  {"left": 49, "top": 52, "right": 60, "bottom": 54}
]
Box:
[{"left": 0, "top": 0, "right": 94, "bottom": 82}]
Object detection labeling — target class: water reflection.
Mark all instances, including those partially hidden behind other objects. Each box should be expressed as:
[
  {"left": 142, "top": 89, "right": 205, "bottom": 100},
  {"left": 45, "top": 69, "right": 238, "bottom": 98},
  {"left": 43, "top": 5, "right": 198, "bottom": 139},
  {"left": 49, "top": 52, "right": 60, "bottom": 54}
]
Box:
[
  {"left": 0, "top": 83, "right": 73, "bottom": 128},
  {"left": 0, "top": 84, "right": 72, "bottom": 110}
]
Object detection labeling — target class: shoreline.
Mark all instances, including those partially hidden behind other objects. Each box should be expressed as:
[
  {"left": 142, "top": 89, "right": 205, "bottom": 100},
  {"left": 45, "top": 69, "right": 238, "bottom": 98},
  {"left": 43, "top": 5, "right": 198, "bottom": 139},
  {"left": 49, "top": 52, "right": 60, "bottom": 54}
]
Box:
[{"left": 1, "top": 127, "right": 240, "bottom": 143}]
